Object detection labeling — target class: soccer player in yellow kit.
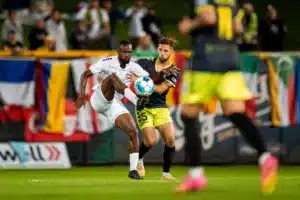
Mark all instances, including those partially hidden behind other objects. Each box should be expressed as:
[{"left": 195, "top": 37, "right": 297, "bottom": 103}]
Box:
[
  {"left": 176, "top": 0, "right": 278, "bottom": 194},
  {"left": 128, "top": 37, "right": 180, "bottom": 180}
]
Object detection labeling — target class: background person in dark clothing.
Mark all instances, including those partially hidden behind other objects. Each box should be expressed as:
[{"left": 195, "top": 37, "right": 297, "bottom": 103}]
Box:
[
  {"left": 28, "top": 18, "right": 48, "bottom": 50},
  {"left": 141, "top": 5, "right": 162, "bottom": 47},
  {"left": 259, "top": 5, "right": 287, "bottom": 51},
  {"left": 69, "top": 19, "right": 88, "bottom": 49},
  {"left": 3, "top": 30, "right": 24, "bottom": 52}
]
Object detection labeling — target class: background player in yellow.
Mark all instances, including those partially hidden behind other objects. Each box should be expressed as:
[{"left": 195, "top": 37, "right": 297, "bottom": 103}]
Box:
[
  {"left": 177, "top": 0, "right": 278, "bottom": 194},
  {"left": 127, "top": 37, "right": 180, "bottom": 180}
]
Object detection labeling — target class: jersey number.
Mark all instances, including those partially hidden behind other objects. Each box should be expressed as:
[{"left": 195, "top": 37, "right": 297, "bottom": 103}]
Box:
[
  {"left": 217, "top": 6, "right": 233, "bottom": 40},
  {"left": 137, "top": 112, "right": 148, "bottom": 124}
]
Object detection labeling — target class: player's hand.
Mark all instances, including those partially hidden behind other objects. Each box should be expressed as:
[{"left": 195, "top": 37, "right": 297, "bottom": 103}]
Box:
[
  {"left": 75, "top": 95, "right": 85, "bottom": 109},
  {"left": 126, "top": 73, "right": 139, "bottom": 83},
  {"left": 159, "top": 67, "right": 180, "bottom": 78},
  {"left": 178, "top": 17, "right": 192, "bottom": 35}
]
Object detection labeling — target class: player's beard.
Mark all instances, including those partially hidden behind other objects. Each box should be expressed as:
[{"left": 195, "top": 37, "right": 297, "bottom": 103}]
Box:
[{"left": 159, "top": 55, "right": 170, "bottom": 64}]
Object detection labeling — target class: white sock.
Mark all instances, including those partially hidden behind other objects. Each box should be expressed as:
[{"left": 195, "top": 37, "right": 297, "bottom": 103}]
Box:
[
  {"left": 162, "top": 172, "right": 170, "bottom": 176},
  {"left": 124, "top": 88, "right": 138, "bottom": 105},
  {"left": 259, "top": 152, "right": 271, "bottom": 165},
  {"left": 138, "top": 158, "right": 143, "bottom": 163},
  {"left": 189, "top": 167, "right": 204, "bottom": 179},
  {"left": 129, "top": 153, "right": 139, "bottom": 171}
]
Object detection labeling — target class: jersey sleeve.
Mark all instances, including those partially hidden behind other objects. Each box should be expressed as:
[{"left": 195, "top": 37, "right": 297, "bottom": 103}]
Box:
[
  {"left": 89, "top": 57, "right": 109, "bottom": 74},
  {"left": 165, "top": 67, "right": 180, "bottom": 88},
  {"left": 136, "top": 59, "right": 149, "bottom": 69},
  {"left": 131, "top": 62, "right": 149, "bottom": 77}
]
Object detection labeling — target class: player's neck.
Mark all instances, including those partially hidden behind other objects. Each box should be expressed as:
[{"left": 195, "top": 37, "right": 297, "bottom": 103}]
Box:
[
  {"left": 118, "top": 58, "right": 127, "bottom": 69},
  {"left": 156, "top": 59, "right": 171, "bottom": 71}
]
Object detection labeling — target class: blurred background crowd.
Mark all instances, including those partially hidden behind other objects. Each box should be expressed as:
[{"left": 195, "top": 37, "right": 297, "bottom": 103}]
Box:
[{"left": 0, "top": 0, "right": 289, "bottom": 53}]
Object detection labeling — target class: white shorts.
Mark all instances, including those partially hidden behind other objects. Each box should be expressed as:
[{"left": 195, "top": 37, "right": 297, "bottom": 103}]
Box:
[{"left": 90, "top": 86, "right": 129, "bottom": 124}]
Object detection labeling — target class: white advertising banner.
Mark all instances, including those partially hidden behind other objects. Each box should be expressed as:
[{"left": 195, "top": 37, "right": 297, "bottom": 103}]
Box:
[{"left": 0, "top": 142, "right": 71, "bottom": 169}]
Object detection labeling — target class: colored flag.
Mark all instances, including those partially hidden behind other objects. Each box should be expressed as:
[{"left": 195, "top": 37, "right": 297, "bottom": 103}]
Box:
[
  {"left": 0, "top": 59, "right": 35, "bottom": 141},
  {"left": 27, "top": 60, "right": 90, "bottom": 141},
  {"left": 294, "top": 59, "right": 300, "bottom": 124},
  {"left": 267, "top": 55, "right": 296, "bottom": 127},
  {"left": 240, "top": 53, "right": 259, "bottom": 119},
  {"left": 0, "top": 59, "right": 35, "bottom": 107}
]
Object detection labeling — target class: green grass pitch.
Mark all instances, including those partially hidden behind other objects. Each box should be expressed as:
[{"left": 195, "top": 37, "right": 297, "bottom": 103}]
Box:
[{"left": 0, "top": 166, "right": 299, "bottom": 200}]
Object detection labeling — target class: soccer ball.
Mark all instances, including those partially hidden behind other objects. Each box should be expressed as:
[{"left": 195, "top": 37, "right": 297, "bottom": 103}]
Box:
[{"left": 134, "top": 76, "right": 154, "bottom": 96}]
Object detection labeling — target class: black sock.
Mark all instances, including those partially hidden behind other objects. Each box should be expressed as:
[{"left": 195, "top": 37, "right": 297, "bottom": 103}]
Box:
[
  {"left": 227, "top": 113, "right": 266, "bottom": 156},
  {"left": 163, "top": 145, "right": 175, "bottom": 173},
  {"left": 139, "top": 142, "right": 152, "bottom": 159},
  {"left": 181, "top": 114, "right": 201, "bottom": 167}
]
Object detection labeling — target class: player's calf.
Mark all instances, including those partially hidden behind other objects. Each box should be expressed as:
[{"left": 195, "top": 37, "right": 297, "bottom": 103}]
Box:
[
  {"left": 115, "top": 113, "right": 142, "bottom": 180},
  {"left": 222, "top": 100, "right": 267, "bottom": 158},
  {"left": 137, "top": 128, "right": 157, "bottom": 177},
  {"left": 158, "top": 122, "right": 176, "bottom": 180}
]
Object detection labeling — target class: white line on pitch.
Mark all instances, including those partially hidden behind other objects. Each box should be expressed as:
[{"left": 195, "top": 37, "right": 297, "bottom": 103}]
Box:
[{"left": 24, "top": 176, "right": 300, "bottom": 184}]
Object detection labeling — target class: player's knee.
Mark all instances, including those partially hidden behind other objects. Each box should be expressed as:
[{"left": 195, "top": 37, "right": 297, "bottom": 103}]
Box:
[
  {"left": 222, "top": 100, "right": 245, "bottom": 116},
  {"left": 102, "top": 74, "right": 114, "bottom": 87},
  {"left": 109, "top": 73, "right": 119, "bottom": 81},
  {"left": 144, "top": 137, "right": 157, "bottom": 147},
  {"left": 181, "top": 104, "right": 202, "bottom": 119},
  {"left": 127, "top": 127, "right": 139, "bottom": 140},
  {"left": 165, "top": 137, "right": 175, "bottom": 148}
]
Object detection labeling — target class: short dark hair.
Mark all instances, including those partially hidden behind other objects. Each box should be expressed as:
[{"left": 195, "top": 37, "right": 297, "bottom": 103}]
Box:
[
  {"left": 8, "top": 10, "right": 16, "bottom": 16},
  {"left": 119, "top": 40, "right": 131, "bottom": 46},
  {"left": 158, "top": 36, "right": 178, "bottom": 48}
]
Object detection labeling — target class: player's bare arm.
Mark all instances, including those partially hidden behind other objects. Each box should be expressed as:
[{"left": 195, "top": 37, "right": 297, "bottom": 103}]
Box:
[
  {"left": 75, "top": 69, "right": 93, "bottom": 109},
  {"left": 154, "top": 81, "right": 173, "bottom": 94},
  {"left": 178, "top": 7, "right": 216, "bottom": 35}
]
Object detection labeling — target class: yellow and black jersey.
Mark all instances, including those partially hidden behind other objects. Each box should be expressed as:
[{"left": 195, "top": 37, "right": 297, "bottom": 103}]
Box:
[
  {"left": 191, "top": 0, "right": 239, "bottom": 72},
  {"left": 136, "top": 58, "right": 179, "bottom": 108}
]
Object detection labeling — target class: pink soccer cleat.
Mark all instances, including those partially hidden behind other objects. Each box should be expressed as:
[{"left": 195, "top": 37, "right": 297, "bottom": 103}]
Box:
[
  {"left": 175, "top": 175, "right": 207, "bottom": 193},
  {"left": 261, "top": 155, "right": 279, "bottom": 194}
]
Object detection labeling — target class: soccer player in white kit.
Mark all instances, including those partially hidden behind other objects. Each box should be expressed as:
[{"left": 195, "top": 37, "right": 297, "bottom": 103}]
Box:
[{"left": 75, "top": 40, "right": 151, "bottom": 179}]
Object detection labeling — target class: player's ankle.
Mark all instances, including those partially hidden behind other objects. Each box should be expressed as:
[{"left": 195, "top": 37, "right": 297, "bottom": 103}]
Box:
[
  {"left": 138, "top": 158, "right": 144, "bottom": 163},
  {"left": 258, "top": 152, "right": 272, "bottom": 165},
  {"left": 162, "top": 172, "right": 170, "bottom": 176},
  {"left": 189, "top": 167, "right": 204, "bottom": 179}
]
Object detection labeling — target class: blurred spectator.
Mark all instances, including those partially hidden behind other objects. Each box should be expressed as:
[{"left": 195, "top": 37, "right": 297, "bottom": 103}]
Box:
[
  {"left": 28, "top": 18, "right": 48, "bottom": 50},
  {"left": 77, "top": 0, "right": 110, "bottom": 49},
  {"left": 36, "top": 35, "right": 55, "bottom": 51},
  {"left": 69, "top": 19, "right": 88, "bottom": 50},
  {"left": 3, "top": 30, "right": 24, "bottom": 52},
  {"left": 45, "top": 10, "right": 68, "bottom": 51},
  {"left": 102, "top": 0, "right": 125, "bottom": 49},
  {"left": 125, "top": 0, "right": 147, "bottom": 49},
  {"left": 135, "top": 32, "right": 156, "bottom": 53},
  {"left": 259, "top": 5, "right": 287, "bottom": 51},
  {"left": 35, "top": 0, "right": 53, "bottom": 15},
  {"left": 2, "top": 10, "right": 23, "bottom": 42},
  {"left": 142, "top": 5, "right": 162, "bottom": 47},
  {"left": 236, "top": 2, "right": 258, "bottom": 51},
  {"left": 32, "top": 0, "right": 54, "bottom": 20}
]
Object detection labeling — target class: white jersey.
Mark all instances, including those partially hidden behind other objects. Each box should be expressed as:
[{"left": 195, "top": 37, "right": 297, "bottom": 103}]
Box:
[{"left": 89, "top": 56, "right": 149, "bottom": 99}]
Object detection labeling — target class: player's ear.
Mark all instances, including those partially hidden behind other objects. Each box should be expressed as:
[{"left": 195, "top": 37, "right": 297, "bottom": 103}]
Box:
[{"left": 170, "top": 47, "right": 175, "bottom": 54}]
